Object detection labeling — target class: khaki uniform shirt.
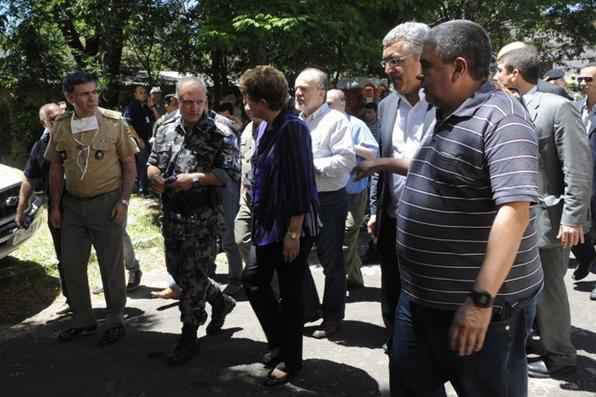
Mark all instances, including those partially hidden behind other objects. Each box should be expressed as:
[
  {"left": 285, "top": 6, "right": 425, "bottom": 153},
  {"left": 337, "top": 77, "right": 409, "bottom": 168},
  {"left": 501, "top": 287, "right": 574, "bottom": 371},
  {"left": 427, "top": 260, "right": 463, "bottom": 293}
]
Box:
[{"left": 46, "top": 107, "right": 137, "bottom": 198}]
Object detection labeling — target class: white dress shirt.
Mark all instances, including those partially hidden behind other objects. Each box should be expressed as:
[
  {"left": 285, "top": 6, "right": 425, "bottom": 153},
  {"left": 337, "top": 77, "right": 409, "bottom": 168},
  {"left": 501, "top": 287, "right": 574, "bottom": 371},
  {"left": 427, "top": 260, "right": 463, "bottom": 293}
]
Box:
[
  {"left": 388, "top": 92, "right": 432, "bottom": 217},
  {"left": 301, "top": 103, "right": 356, "bottom": 192}
]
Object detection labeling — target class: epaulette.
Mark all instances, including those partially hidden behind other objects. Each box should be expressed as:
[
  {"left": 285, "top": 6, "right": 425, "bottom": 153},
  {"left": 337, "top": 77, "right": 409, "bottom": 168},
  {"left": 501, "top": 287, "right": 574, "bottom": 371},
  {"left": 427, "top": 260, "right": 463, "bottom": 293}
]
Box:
[
  {"left": 54, "top": 110, "right": 72, "bottom": 123},
  {"left": 98, "top": 107, "right": 123, "bottom": 120},
  {"left": 211, "top": 111, "right": 234, "bottom": 137}
]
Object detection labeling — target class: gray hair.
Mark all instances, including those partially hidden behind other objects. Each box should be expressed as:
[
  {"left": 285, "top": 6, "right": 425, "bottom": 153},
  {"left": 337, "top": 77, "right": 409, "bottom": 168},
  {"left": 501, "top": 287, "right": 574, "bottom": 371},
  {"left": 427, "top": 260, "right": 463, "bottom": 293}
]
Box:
[
  {"left": 500, "top": 46, "right": 540, "bottom": 84},
  {"left": 382, "top": 22, "right": 430, "bottom": 57},
  {"left": 176, "top": 77, "right": 207, "bottom": 98},
  {"left": 297, "top": 68, "right": 328, "bottom": 90},
  {"left": 425, "top": 20, "right": 492, "bottom": 81}
]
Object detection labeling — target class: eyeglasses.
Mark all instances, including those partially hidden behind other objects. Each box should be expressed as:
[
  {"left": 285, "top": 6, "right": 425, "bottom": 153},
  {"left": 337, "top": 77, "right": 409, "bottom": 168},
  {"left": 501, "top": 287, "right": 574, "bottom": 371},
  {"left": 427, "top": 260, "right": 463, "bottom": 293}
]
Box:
[
  {"left": 380, "top": 56, "right": 407, "bottom": 69},
  {"left": 577, "top": 76, "right": 593, "bottom": 83},
  {"left": 181, "top": 99, "right": 205, "bottom": 108}
]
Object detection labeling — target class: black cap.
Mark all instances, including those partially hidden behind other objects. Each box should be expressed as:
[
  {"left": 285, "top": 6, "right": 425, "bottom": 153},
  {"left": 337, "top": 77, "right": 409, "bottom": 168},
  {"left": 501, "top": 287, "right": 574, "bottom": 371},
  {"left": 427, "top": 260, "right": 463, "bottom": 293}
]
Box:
[{"left": 544, "top": 68, "right": 564, "bottom": 81}]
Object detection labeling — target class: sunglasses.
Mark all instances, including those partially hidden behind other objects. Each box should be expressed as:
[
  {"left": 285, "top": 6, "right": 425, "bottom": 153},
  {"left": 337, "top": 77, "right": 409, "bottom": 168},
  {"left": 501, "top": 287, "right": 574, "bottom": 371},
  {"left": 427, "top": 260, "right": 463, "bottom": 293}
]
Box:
[{"left": 577, "top": 76, "right": 593, "bottom": 83}]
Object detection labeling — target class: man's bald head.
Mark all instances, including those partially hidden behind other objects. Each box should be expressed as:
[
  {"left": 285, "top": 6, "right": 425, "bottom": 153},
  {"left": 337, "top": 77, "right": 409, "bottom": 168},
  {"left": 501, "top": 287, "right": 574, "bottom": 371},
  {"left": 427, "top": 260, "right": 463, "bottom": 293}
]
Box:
[
  {"left": 496, "top": 41, "right": 529, "bottom": 62},
  {"left": 326, "top": 89, "right": 346, "bottom": 113},
  {"left": 176, "top": 77, "right": 208, "bottom": 126},
  {"left": 39, "top": 103, "right": 61, "bottom": 130}
]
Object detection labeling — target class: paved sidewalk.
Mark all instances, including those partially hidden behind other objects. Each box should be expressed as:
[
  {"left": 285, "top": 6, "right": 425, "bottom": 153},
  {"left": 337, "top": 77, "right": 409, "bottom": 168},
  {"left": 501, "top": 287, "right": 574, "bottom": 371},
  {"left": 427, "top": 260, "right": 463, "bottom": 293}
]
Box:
[{"left": 1, "top": 260, "right": 595, "bottom": 397}]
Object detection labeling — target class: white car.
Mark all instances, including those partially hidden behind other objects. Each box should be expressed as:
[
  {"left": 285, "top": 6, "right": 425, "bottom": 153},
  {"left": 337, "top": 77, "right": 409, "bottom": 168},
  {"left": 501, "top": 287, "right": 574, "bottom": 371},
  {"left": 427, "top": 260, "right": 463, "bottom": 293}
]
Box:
[{"left": 0, "top": 164, "right": 43, "bottom": 260}]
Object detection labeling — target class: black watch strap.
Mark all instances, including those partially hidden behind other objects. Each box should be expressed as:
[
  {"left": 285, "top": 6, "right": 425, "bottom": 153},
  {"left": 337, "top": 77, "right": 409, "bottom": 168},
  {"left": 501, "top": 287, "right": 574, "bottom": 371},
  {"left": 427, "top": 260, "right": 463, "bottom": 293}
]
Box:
[{"left": 469, "top": 289, "right": 494, "bottom": 308}]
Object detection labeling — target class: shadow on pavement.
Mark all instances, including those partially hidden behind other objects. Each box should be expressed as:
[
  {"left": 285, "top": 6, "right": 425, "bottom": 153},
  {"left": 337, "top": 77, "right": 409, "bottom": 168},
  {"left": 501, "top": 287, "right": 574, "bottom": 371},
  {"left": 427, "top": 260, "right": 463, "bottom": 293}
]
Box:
[
  {"left": 0, "top": 324, "right": 380, "bottom": 397},
  {"left": 572, "top": 326, "right": 596, "bottom": 354},
  {"left": 304, "top": 320, "right": 386, "bottom": 349},
  {"left": 558, "top": 355, "right": 596, "bottom": 393},
  {"left": 0, "top": 258, "right": 60, "bottom": 326}
]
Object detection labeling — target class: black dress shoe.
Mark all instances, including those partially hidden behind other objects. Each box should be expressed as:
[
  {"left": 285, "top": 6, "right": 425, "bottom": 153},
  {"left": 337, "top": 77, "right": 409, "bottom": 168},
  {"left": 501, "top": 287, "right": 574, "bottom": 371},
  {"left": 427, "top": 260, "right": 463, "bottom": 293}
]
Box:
[
  {"left": 528, "top": 360, "right": 576, "bottom": 379},
  {"left": 312, "top": 320, "right": 341, "bottom": 339},
  {"left": 573, "top": 261, "right": 593, "bottom": 281},
  {"left": 167, "top": 325, "right": 198, "bottom": 366},
  {"left": 526, "top": 333, "right": 547, "bottom": 356},
  {"left": 527, "top": 360, "right": 550, "bottom": 378}
]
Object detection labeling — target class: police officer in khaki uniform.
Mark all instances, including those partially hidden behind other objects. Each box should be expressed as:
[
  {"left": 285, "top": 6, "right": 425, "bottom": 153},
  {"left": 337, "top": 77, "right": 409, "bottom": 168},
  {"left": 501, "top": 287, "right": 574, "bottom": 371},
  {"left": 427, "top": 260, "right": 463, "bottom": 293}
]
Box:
[{"left": 47, "top": 71, "right": 137, "bottom": 346}]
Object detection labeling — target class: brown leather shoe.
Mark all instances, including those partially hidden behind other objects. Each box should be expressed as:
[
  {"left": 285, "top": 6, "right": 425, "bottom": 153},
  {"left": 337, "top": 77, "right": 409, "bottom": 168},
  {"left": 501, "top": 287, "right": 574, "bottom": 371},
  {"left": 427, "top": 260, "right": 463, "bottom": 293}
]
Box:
[
  {"left": 151, "top": 287, "right": 180, "bottom": 300},
  {"left": 312, "top": 320, "right": 341, "bottom": 339}
]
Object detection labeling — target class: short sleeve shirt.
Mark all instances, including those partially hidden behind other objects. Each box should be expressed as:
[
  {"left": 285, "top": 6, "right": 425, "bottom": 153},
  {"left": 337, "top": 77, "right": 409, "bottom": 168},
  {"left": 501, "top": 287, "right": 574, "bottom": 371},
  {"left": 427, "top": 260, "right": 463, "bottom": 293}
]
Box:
[
  {"left": 397, "top": 82, "right": 543, "bottom": 310},
  {"left": 45, "top": 108, "right": 137, "bottom": 198}
]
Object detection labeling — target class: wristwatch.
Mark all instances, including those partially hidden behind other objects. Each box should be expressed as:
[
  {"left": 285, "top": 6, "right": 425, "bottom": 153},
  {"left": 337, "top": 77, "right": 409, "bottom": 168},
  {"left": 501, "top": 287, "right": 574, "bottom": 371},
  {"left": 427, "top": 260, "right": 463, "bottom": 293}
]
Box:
[
  {"left": 468, "top": 289, "right": 494, "bottom": 308},
  {"left": 285, "top": 231, "right": 299, "bottom": 240},
  {"left": 191, "top": 174, "right": 200, "bottom": 188}
]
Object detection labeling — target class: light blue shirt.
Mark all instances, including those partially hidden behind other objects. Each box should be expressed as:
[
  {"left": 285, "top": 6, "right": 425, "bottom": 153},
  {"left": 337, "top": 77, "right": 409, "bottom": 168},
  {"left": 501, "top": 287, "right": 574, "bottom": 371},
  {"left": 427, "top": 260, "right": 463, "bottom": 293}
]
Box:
[{"left": 345, "top": 115, "right": 379, "bottom": 194}]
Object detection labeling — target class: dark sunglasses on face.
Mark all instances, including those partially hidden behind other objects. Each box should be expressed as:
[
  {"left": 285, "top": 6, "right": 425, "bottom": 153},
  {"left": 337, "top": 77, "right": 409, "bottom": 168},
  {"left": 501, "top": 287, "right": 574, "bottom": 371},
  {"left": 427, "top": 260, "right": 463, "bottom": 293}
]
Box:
[{"left": 577, "top": 76, "right": 593, "bottom": 83}]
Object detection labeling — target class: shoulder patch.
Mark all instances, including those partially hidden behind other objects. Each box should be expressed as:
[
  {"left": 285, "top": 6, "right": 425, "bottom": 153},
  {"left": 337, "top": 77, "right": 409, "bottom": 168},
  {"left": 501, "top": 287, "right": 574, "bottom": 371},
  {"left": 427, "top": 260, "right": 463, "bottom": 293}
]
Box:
[
  {"left": 98, "top": 107, "right": 123, "bottom": 120},
  {"left": 55, "top": 111, "right": 72, "bottom": 121}
]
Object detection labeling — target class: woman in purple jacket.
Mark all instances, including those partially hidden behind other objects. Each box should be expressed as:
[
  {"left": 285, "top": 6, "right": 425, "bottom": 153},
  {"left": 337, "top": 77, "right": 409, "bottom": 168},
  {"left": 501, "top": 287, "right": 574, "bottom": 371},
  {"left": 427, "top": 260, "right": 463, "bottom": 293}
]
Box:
[{"left": 239, "top": 65, "right": 320, "bottom": 386}]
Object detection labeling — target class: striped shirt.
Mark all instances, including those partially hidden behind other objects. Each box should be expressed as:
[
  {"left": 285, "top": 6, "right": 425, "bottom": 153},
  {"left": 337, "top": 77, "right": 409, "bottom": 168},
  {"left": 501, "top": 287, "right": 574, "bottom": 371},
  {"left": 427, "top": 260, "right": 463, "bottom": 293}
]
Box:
[{"left": 398, "top": 82, "right": 544, "bottom": 310}]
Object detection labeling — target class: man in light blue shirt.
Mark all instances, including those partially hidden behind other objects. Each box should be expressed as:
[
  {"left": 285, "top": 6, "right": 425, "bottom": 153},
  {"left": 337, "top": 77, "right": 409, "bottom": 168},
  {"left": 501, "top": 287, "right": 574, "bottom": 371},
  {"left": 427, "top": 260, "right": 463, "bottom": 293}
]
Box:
[{"left": 327, "top": 89, "right": 378, "bottom": 289}]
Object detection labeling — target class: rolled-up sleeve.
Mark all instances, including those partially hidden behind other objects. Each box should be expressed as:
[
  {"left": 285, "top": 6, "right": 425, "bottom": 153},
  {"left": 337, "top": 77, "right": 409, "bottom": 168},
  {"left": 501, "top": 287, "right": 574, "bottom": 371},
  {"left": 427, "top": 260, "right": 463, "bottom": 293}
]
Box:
[{"left": 313, "top": 116, "right": 356, "bottom": 178}]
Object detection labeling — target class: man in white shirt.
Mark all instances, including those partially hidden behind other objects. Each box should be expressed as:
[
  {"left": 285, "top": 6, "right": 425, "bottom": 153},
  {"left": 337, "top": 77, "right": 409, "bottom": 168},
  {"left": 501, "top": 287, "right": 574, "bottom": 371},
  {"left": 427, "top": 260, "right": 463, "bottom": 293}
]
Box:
[
  {"left": 295, "top": 68, "right": 356, "bottom": 338},
  {"left": 327, "top": 89, "right": 379, "bottom": 290}
]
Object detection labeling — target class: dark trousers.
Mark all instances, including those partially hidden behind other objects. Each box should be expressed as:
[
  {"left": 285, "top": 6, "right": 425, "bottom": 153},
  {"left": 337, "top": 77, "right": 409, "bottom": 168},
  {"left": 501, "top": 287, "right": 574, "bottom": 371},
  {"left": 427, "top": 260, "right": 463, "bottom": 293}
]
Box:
[
  {"left": 536, "top": 247, "right": 576, "bottom": 369},
  {"left": 316, "top": 188, "right": 348, "bottom": 321},
  {"left": 47, "top": 212, "right": 68, "bottom": 304},
  {"left": 390, "top": 292, "right": 534, "bottom": 397},
  {"left": 135, "top": 144, "right": 150, "bottom": 193},
  {"left": 243, "top": 237, "right": 314, "bottom": 374},
  {"left": 571, "top": 235, "right": 596, "bottom": 267},
  {"left": 378, "top": 216, "right": 399, "bottom": 332}
]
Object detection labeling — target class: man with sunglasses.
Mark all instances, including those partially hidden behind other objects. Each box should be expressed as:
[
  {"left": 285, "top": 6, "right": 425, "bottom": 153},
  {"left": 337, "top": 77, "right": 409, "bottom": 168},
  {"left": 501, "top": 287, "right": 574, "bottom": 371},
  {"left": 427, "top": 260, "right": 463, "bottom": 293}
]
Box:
[{"left": 573, "top": 63, "right": 596, "bottom": 300}]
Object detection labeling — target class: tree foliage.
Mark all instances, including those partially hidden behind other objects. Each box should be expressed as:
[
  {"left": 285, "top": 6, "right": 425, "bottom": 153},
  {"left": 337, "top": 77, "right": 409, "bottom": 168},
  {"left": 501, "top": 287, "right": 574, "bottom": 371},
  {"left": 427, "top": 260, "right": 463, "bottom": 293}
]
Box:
[{"left": 1, "top": 0, "right": 594, "bottom": 164}]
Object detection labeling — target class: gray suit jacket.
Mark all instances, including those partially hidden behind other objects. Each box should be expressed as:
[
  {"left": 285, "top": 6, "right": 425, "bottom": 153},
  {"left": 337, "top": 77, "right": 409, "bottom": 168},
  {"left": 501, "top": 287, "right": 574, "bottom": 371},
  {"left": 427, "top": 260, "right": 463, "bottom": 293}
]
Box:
[{"left": 526, "top": 90, "right": 593, "bottom": 246}]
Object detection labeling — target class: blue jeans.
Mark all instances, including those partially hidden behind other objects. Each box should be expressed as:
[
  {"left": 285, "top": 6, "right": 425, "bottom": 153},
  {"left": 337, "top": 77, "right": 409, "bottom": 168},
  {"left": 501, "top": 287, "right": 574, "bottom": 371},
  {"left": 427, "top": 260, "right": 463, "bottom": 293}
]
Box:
[
  {"left": 316, "top": 188, "right": 348, "bottom": 321},
  {"left": 390, "top": 292, "right": 535, "bottom": 397}
]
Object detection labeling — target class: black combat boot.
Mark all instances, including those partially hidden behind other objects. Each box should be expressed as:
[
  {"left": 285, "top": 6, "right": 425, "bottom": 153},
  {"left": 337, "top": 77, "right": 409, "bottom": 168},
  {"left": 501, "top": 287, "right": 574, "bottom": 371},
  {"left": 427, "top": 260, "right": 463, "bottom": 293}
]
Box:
[
  {"left": 167, "top": 324, "right": 198, "bottom": 366},
  {"left": 206, "top": 294, "right": 236, "bottom": 335}
]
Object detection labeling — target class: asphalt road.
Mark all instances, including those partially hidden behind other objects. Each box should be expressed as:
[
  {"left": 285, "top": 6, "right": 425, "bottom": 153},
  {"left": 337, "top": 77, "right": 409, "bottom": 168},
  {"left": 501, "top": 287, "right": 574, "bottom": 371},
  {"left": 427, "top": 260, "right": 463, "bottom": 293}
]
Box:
[{"left": 1, "top": 258, "right": 595, "bottom": 397}]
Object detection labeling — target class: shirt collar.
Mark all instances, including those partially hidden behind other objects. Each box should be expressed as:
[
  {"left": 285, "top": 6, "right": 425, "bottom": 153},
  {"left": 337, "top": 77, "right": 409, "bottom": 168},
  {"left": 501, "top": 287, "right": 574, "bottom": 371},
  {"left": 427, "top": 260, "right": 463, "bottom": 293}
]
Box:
[
  {"left": 580, "top": 98, "right": 595, "bottom": 115},
  {"left": 398, "top": 89, "right": 427, "bottom": 110},
  {"left": 436, "top": 81, "right": 495, "bottom": 122},
  {"left": 301, "top": 102, "right": 330, "bottom": 123},
  {"left": 522, "top": 85, "right": 539, "bottom": 105}
]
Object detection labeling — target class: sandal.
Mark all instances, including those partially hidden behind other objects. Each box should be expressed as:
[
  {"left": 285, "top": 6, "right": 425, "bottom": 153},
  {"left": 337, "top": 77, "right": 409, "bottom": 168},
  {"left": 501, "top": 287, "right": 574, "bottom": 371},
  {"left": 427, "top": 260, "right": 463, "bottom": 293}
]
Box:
[
  {"left": 57, "top": 325, "right": 97, "bottom": 342},
  {"left": 97, "top": 324, "right": 126, "bottom": 347},
  {"left": 264, "top": 367, "right": 291, "bottom": 387},
  {"left": 264, "top": 362, "right": 299, "bottom": 387}
]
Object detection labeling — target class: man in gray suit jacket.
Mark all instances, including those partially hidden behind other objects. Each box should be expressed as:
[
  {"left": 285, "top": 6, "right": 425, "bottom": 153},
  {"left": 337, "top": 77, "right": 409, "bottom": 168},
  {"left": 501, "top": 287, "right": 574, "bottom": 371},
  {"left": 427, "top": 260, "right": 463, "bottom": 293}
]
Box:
[
  {"left": 356, "top": 22, "right": 434, "bottom": 338},
  {"left": 495, "top": 46, "right": 593, "bottom": 378}
]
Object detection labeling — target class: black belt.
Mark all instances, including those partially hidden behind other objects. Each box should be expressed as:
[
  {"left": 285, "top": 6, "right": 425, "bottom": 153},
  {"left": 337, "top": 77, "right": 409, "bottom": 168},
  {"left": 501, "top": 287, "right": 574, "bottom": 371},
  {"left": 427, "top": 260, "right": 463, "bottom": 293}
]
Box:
[
  {"left": 162, "top": 190, "right": 213, "bottom": 214},
  {"left": 65, "top": 190, "right": 116, "bottom": 201}
]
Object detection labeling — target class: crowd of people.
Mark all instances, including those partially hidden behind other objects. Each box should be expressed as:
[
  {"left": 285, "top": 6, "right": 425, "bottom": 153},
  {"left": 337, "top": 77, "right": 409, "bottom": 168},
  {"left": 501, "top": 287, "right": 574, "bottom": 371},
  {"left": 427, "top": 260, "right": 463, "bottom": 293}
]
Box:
[{"left": 15, "top": 17, "right": 596, "bottom": 397}]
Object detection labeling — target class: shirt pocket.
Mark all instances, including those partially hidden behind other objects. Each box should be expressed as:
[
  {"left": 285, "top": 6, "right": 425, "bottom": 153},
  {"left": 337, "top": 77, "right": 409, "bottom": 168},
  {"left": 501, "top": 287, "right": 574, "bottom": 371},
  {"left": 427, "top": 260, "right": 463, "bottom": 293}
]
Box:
[{"left": 91, "top": 136, "right": 114, "bottom": 161}]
